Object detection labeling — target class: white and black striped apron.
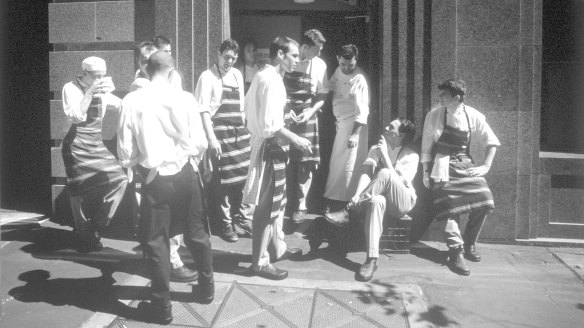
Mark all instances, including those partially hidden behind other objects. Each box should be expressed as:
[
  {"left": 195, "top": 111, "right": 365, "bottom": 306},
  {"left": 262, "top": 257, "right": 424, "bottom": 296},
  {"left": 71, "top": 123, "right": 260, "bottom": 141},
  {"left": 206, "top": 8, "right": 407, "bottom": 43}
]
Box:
[
  {"left": 283, "top": 60, "right": 320, "bottom": 163},
  {"left": 431, "top": 108, "right": 495, "bottom": 220},
  {"left": 212, "top": 66, "right": 252, "bottom": 186},
  {"left": 61, "top": 78, "right": 127, "bottom": 196}
]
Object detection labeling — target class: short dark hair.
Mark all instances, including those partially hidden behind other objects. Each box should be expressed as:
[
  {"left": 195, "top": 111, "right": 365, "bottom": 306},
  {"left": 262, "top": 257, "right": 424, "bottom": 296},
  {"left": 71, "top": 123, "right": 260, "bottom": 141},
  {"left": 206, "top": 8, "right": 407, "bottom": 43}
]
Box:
[
  {"left": 302, "top": 29, "right": 326, "bottom": 47},
  {"left": 397, "top": 117, "right": 416, "bottom": 145},
  {"left": 153, "top": 35, "right": 171, "bottom": 49},
  {"left": 135, "top": 41, "right": 156, "bottom": 58},
  {"left": 269, "top": 36, "right": 298, "bottom": 59},
  {"left": 337, "top": 44, "right": 358, "bottom": 60},
  {"left": 219, "top": 39, "right": 239, "bottom": 54},
  {"left": 146, "top": 51, "right": 174, "bottom": 77},
  {"left": 438, "top": 79, "right": 467, "bottom": 102}
]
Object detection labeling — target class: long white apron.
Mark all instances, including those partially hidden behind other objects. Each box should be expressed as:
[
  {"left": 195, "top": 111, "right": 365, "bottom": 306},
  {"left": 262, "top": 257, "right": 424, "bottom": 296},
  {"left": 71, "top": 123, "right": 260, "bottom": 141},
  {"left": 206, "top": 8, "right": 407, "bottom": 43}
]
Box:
[{"left": 324, "top": 115, "right": 368, "bottom": 201}]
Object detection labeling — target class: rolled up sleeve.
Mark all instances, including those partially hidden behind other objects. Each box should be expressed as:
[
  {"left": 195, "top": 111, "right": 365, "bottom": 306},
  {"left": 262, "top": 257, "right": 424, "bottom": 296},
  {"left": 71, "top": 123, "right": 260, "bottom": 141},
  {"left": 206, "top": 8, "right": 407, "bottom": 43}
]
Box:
[
  {"left": 353, "top": 75, "right": 369, "bottom": 124},
  {"left": 117, "top": 97, "right": 138, "bottom": 168},
  {"left": 476, "top": 117, "right": 501, "bottom": 148},
  {"left": 194, "top": 73, "right": 214, "bottom": 114},
  {"left": 420, "top": 110, "right": 438, "bottom": 163},
  {"left": 62, "top": 83, "right": 87, "bottom": 124}
]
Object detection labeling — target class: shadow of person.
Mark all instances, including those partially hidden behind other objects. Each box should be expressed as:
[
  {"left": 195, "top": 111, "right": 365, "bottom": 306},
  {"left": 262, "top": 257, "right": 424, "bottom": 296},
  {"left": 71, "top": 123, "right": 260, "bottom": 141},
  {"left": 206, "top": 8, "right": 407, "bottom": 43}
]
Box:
[
  {"left": 8, "top": 269, "right": 143, "bottom": 321},
  {"left": 410, "top": 244, "right": 447, "bottom": 266}
]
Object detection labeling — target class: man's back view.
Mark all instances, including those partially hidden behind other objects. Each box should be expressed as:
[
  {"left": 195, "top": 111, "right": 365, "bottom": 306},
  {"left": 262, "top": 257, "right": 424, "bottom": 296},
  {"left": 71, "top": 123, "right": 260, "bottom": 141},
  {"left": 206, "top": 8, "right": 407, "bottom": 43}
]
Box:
[{"left": 117, "top": 51, "right": 214, "bottom": 325}]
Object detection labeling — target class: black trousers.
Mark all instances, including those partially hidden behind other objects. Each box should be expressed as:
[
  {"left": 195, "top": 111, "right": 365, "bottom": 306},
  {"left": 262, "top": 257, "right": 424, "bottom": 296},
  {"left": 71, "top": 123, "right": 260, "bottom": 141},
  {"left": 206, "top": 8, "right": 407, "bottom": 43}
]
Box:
[{"left": 138, "top": 163, "right": 213, "bottom": 308}]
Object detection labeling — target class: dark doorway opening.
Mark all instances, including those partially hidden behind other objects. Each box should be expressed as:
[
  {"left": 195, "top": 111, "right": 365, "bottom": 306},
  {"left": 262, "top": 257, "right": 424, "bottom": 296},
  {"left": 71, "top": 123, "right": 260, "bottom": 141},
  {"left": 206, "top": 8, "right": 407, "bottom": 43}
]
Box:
[{"left": 230, "top": 3, "right": 381, "bottom": 213}]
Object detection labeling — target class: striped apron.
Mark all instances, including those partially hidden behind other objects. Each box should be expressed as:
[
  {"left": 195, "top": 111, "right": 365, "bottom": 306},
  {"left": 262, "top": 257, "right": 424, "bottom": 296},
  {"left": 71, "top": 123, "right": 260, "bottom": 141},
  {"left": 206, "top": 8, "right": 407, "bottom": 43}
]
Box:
[
  {"left": 431, "top": 108, "right": 495, "bottom": 220},
  {"left": 212, "top": 69, "right": 252, "bottom": 186},
  {"left": 266, "top": 138, "right": 288, "bottom": 221},
  {"left": 61, "top": 79, "right": 127, "bottom": 197},
  {"left": 283, "top": 60, "right": 320, "bottom": 163}
]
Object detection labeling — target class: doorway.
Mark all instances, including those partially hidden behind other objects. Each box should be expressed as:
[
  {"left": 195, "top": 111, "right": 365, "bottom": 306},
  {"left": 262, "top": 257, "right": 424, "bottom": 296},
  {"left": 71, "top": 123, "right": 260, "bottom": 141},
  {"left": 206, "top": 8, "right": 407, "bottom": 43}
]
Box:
[{"left": 230, "top": 2, "right": 381, "bottom": 213}]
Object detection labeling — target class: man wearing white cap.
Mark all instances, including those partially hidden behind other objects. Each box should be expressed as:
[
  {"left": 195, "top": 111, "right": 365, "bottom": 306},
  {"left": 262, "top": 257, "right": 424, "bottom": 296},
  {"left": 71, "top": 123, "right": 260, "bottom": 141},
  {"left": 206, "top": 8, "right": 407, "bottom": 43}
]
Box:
[{"left": 61, "top": 56, "right": 128, "bottom": 252}]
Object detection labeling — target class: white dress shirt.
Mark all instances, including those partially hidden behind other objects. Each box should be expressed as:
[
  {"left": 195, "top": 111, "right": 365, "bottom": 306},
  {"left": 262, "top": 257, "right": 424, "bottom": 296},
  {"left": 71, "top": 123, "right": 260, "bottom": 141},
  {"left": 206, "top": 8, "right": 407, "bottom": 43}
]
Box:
[
  {"left": 194, "top": 66, "right": 245, "bottom": 116},
  {"left": 62, "top": 78, "right": 121, "bottom": 124},
  {"left": 329, "top": 67, "right": 369, "bottom": 124},
  {"left": 364, "top": 145, "right": 419, "bottom": 188},
  {"left": 117, "top": 80, "right": 207, "bottom": 177},
  {"left": 244, "top": 64, "right": 287, "bottom": 138},
  {"left": 420, "top": 104, "right": 501, "bottom": 163}
]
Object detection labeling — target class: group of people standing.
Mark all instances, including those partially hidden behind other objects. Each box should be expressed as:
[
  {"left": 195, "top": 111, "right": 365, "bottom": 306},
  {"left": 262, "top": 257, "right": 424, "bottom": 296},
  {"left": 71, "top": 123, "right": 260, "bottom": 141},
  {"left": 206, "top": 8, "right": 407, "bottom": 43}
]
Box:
[{"left": 60, "top": 28, "right": 500, "bottom": 324}]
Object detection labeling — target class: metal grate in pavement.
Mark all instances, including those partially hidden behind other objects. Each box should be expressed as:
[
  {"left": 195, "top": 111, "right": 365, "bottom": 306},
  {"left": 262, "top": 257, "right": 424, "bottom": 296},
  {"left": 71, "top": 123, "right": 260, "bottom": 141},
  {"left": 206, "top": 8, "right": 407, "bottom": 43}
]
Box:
[{"left": 109, "top": 281, "right": 412, "bottom": 328}]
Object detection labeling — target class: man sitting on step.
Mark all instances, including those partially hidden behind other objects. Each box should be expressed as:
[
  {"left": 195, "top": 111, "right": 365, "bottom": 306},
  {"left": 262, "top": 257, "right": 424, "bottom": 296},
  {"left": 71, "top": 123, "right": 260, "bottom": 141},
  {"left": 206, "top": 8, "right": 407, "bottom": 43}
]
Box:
[{"left": 325, "top": 118, "right": 419, "bottom": 281}]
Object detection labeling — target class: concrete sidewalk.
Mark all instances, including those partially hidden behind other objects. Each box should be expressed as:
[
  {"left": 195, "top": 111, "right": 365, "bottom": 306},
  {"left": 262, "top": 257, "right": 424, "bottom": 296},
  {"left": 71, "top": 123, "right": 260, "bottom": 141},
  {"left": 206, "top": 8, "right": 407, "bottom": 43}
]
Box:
[{"left": 1, "top": 212, "right": 584, "bottom": 327}]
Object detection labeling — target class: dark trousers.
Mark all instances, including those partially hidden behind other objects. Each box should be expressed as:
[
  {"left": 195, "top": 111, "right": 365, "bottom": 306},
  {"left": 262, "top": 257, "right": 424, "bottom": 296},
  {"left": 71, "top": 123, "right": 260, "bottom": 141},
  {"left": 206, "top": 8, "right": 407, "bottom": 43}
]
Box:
[{"left": 139, "top": 163, "right": 213, "bottom": 308}]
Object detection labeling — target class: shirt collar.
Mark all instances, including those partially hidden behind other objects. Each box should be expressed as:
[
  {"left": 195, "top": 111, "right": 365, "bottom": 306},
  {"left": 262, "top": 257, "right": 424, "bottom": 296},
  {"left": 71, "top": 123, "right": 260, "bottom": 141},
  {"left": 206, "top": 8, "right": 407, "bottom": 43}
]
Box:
[{"left": 447, "top": 103, "right": 465, "bottom": 114}]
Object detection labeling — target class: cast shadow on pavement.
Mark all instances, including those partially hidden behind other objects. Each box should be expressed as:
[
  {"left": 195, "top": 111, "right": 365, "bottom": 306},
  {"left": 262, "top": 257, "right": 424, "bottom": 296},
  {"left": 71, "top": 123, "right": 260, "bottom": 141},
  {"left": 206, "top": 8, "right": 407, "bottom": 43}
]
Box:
[
  {"left": 410, "top": 244, "right": 448, "bottom": 266},
  {"left": 353, "top": 280, "right": 459, "bottom": 327}
]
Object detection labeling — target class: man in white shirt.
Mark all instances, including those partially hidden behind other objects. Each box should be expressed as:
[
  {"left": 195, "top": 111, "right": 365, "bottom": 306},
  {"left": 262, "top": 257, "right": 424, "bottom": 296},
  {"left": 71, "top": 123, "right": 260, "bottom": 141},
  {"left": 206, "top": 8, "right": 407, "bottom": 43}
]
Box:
[
  {"left": 196, "top": 39, "right": 253, "bottom": 243},
  {"left": 325, "top": 118, "right": 419, "bottom": 281},
  {"left": 153, "top": 35, "right": 183, "bottom": 90},
  {"left": 243, "top": 37, "right": 311, "bottom": 280},
  {"left": 118, "top": 51, "right": 213, "bottom": 324},
  {"left": 324, "top": 44, "right": 370, "bottom": 211},
  {"left": 421, "top": 79, "right": 500, "bottom": 276},
  {"left": 283, "top": 29, "right": 329, "bottom": 223},
  {"left": 129, "top": 40, "right": 197, "bottom": 284},
  {"left": 61, "top": 56, "right": 127, "bottom": 253}
]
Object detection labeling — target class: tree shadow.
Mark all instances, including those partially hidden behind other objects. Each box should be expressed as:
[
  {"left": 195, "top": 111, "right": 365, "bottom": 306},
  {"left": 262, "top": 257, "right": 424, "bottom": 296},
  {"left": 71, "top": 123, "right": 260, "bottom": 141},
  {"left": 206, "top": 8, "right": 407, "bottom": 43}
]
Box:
[
  {"left": 352, "top": 280, "right": 459, "bottom": 327},
  {"left": 352, "top": 280, "right": 406, "bottom": 316},
  {"left": 418, "top": 305, "right": 459, "bottom": 327}
]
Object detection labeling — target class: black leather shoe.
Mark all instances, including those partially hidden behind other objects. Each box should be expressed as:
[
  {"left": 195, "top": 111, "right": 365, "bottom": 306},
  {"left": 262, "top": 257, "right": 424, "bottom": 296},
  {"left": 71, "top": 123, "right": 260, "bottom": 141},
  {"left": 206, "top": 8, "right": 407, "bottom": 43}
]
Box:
[
  {"left": 464, "top": 244, "right": 481, "bottom": 262},
  {"left": 274, "top": 248, "right": 302, "bottom": 262},
  {"left": 323, "top": 208, "right": 350, "bottom": 228},
  {"left": 170, "top": 266, "right": 198, "bottom": 283},
  {"left": 76, "top": 230, "right": 103, "bottom": 253},
  {"left": 250, "top": 264, "right": 288, "bottom": 280},
  {"left": 356, "top": 258, "right": 378, "bottom": 282},
  {"left": 193, "top": 283, "right": 214, "bottom": 304},
  {"left": 220, "top": 224, "right": 238, "bottom": 242},
  {"left": 448, "top": 246, "right": 470, "bottom": 276},
  {"left": 137, "top": 301, "right": 173, "bottom": 325},
  {"left": 233, "top": 220, "right": 253, "bottom": 237}
]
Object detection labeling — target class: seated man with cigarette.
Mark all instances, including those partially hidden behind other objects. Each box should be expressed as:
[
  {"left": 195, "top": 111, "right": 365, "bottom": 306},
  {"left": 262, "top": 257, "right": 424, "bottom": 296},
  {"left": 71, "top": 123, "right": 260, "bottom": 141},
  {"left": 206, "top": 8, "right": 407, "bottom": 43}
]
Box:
[{"left": 325, "top": 118, "right": 419, "bottom": 281}]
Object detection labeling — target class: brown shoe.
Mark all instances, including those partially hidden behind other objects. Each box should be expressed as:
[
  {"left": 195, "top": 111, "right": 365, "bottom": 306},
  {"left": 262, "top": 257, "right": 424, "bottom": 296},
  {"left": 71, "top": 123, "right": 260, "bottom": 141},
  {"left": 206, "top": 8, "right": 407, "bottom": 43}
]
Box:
[
  {"left": 464, "top": 244, "right": 481, "bottom": 262},
  {"left": 356, "top": 258, "right": 378, "bottom": 282},
  {"left": 448, "top": 246, "right": 470, "bottom": 276},
  {"left": 323, "top": 208, "right": 350, "bottom": 228},
  {"left": 170, "top": 266, "right": 198, "bottom": 283},
  {"left": 250, "top": 263, "right": 288, "bottom": 280}
]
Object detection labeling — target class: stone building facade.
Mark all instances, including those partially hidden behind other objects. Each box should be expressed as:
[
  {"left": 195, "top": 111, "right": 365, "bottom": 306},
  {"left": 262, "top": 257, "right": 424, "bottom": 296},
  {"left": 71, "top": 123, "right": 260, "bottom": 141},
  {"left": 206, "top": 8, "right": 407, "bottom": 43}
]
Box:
[{"left": 46, "top": 0, "right": 583, "bottom": 243}]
